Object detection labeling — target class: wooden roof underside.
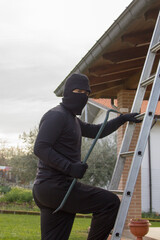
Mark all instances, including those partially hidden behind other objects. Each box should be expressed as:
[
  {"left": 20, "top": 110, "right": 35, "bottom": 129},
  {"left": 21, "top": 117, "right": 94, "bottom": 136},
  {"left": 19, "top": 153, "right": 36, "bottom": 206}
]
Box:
[{"left": 55, "top": 0, "right": 160, "bottom": 100}]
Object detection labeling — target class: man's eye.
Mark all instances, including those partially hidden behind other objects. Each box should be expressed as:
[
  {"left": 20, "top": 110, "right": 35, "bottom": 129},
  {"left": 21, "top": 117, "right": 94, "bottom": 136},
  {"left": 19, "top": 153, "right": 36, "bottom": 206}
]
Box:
[{"left": 77, "top": 90, "right": 83, "bottom": 93}]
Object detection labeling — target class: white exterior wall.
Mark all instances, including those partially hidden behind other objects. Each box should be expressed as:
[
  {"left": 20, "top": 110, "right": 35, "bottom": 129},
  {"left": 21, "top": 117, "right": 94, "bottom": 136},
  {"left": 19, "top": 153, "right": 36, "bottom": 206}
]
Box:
[
  {"left": 141, "top": 121, "right": 160, "bottom": 213},
  {"left": 92, "top": 109, "right": 116, "bottom": 124},
  {"left": 92, "top": 109, "right": 117, "bottom": 143}
]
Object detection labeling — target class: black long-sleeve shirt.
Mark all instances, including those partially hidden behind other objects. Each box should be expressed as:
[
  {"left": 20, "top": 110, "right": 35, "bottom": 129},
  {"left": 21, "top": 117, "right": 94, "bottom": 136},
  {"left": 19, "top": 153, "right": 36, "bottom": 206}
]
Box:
[{"left": 34, "top": 104, "right": 126, "bottom": 183}]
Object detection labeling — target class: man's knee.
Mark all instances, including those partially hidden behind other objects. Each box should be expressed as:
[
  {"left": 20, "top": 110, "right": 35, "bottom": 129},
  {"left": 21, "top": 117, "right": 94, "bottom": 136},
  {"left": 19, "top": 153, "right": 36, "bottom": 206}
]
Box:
[
  {"left": 113, "top": 194, "right": 120, "bottom": 209},
  {"left": 110, "top": 192, "right": 120, "bottom": 210},
  {"left": 102, "top": 191, "right": 120, "bottom": 213}
]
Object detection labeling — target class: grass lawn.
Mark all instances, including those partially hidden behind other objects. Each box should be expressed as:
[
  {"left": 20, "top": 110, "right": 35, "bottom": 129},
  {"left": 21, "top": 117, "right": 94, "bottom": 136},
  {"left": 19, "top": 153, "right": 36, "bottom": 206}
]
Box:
[
  {"left": 0, "top": 213, "right": 159, "bottom": 240},
  {"left": 150, "top": 221, "right": 160, "bottom": 227},
  {"left": 0, "top": 214, "right": 91, "bottom": 240}
]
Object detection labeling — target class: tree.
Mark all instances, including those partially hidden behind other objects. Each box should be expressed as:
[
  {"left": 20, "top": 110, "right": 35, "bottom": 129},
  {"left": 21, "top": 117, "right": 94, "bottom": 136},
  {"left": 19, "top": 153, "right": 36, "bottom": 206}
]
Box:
[
  {"left": 1, "top": 126, "right": 117, "bottom": 186},
  {"left": 10, "top": 147, "right": 37, "bottom": 184},
  {"left": 0, "top": 142, "right": 20, "bottom": 184},
  {"left": 0, "top": 140, "right": 11, "bottom": 166},
  {"left": 80, "top": 134, "right": 117, "bottom": 188},
  {"left": 9, "top": 127, "right": 38, "bottom": 184},
  {"left": 19, "top": 127, "right": 38, "bottom": 154}
]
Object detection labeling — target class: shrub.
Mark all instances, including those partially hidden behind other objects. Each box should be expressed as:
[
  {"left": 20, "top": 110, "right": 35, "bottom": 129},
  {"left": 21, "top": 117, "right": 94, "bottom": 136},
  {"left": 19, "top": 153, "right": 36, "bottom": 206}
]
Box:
[
  {"left": 0, "top": 187, "right": 33, "bottom": 204},
  {"left": 0, "top": 185, "right": 11, "bottom": 194},
  {"left": 142, "top": 211, "right": 160, "bottom": 219}
]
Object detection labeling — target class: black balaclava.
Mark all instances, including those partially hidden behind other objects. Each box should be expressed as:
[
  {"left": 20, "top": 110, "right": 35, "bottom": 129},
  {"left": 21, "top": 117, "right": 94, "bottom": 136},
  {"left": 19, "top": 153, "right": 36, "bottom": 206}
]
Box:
[{"left": 62, "top": 73, "right": 91, "bottom": 115}]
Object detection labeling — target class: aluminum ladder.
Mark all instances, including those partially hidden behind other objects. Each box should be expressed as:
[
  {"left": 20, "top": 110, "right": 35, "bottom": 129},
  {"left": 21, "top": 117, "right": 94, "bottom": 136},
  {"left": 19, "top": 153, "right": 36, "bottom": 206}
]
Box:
[{"left": 109, "top": 11, "right": 160, "bottom": 240}]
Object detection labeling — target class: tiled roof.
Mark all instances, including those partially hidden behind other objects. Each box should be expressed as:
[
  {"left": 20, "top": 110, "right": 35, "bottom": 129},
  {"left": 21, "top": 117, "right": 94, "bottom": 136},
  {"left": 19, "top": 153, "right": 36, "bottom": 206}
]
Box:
[{"left": 92, "top": 99, "right": 160, "bottom": 115}]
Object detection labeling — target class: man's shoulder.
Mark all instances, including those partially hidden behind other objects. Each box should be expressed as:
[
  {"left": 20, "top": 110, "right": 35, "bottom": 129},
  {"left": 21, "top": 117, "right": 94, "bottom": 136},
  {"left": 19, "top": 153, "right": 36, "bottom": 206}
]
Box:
[
  {"left": 50, "top": 104, "right": 65, "bottom": 113},
  {"left": 43, "top": 104, "right": 67, "bottom": 120}
]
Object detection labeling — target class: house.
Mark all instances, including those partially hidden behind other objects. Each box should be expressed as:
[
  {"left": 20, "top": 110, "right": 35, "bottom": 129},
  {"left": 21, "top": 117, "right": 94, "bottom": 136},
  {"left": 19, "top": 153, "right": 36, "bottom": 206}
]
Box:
[{"left": 54, "top": 0, "right": 160, "bottom": 228}]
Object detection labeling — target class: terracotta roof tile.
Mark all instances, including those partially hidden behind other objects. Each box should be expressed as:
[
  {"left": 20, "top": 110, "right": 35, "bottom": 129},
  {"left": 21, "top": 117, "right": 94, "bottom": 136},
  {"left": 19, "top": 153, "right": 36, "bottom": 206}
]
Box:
[{"left": 92, "top": 99, "right": 160, "bottom": 115}]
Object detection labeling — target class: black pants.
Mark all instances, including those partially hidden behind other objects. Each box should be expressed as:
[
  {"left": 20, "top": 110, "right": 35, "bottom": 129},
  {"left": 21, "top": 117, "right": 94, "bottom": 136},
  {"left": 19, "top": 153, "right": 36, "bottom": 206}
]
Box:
[{"left": 33, "top": 179, "right": 120, "bottom": 240}]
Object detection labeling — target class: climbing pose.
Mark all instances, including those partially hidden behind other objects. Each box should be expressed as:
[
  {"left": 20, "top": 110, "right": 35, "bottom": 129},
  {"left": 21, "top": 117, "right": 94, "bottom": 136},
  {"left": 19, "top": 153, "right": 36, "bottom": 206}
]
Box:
[{"left": 33, "top": 73, "right": 140, "bottom": 240}]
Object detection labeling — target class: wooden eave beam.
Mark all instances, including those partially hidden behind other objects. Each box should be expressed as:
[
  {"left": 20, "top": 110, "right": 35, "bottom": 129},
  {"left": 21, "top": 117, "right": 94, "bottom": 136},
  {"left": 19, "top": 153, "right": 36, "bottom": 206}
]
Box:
[
  {"left": 124, "top": 56, "right": 160, "bottom": 89},
  {"left": 90, "top": 78, "right": 122, "bottom": 87},
  {"left": 121, "top": 29, "right": 153, "bottom": 46},
  {"left": 90, "top": 84, "right": 123, "bottom": 98},
  {"left": 89, "top": 68, "right": 141, "bottom": 86},
  {"left": 91, "top": 79, "right": 123, "bottom": 93},
  {"left": 90, "top": 80, "right": 124, "bottom": 92},
  {"left": 144, "top": 8, "right": 159, "bottom": 21},
  {"left": 103, "top": 45, "right": 148, "bottom": 63},
  {"left": 89, "top": 58, "right": 145, "bottom": 76}
]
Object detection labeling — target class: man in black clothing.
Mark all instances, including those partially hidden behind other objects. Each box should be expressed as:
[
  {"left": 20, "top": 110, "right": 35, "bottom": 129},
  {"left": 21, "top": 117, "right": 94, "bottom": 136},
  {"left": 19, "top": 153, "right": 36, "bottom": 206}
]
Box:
[{"left": 33, "top": 73, "right": 140, "bottom": 240}]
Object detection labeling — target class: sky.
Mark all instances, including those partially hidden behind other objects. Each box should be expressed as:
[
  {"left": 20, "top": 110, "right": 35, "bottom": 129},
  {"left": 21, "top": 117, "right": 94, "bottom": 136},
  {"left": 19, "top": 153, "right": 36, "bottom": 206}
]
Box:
[{"left": 0, "top": 0, "right": 133, "bottom": 147}]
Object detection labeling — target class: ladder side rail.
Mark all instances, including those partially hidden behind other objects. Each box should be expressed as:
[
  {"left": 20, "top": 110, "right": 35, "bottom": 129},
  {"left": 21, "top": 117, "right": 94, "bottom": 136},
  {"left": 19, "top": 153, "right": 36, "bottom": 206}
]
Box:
[
  {"left": 110, "top": 94, "right": 147, "bottom": 190},
  {"left": 131, "top": 50, "right": 155, "bottom": 113},
  {"left": 131, "top": 10, "right": 160, "bottom": 113},
  {"left": 111, "top": 61, "right": 160, "bottom": 240},
  {"left": 150, "top": 11, "right": 160, "bottom": 50},
  {"left": 109, "top": 122, "right": 136, "bottom": 190}
]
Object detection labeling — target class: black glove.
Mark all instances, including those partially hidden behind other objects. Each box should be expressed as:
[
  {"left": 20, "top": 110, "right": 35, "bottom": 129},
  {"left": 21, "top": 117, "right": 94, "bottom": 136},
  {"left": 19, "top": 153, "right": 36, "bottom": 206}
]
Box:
[
  {"left": 69, "top": 162, "right": 88, "bottom": 179},
  {"left": 121, "top": 113, "right": 142, "bottom": 123}
]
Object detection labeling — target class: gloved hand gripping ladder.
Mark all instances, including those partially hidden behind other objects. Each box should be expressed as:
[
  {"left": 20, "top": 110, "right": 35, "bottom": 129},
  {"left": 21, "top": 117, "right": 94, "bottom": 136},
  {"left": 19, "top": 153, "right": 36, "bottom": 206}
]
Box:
[{"left": 53, "top": 108, "right": 120, "bottom": 214}]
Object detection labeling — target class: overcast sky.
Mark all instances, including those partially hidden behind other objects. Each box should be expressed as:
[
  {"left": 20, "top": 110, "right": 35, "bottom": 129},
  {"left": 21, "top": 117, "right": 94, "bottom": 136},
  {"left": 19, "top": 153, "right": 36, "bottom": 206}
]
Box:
[{"left": 0, "top": 0, "right": 132, "bottom": 147}]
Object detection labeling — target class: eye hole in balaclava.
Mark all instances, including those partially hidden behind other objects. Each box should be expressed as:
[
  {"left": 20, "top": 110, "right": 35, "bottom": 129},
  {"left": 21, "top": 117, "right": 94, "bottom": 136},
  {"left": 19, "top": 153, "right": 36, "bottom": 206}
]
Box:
[
  {"left": 62, "top": 73, "right": 91, "bottom": 115},
  {"left": 72, "top": 89, "right": 90, "bottom": 96}
]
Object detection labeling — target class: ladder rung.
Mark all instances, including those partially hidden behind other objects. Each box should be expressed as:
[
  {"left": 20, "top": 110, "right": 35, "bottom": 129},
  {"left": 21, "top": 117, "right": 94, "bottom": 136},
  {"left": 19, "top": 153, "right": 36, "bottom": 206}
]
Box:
[
  {"left": 110, "top": 190, "right": 123, "bottom": 195},
  {"left": 120, "top": 151, "right": 134, "bottom": 158},
  {"left": 151, "top": 41, "right": 160, "bottom": 53},
  {"left": 140, "top": 74, "right": 155, "bottom": 87}
]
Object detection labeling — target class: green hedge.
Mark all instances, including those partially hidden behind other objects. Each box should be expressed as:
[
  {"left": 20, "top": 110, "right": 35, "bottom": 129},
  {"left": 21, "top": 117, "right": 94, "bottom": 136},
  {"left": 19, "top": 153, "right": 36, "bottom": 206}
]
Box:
[
  {"left": 0, "top": 187, "right": 33, "bottom": 204},
  {"left": 142, "top": 211, "right": 160, "bottom": 219},
  {"left": 0, "top": 185, "right": 11, "bottom": 194}
]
